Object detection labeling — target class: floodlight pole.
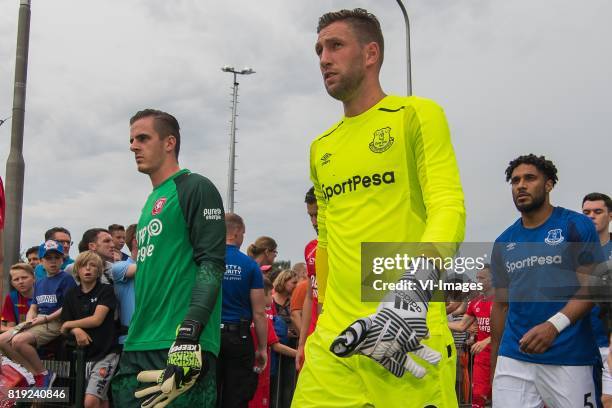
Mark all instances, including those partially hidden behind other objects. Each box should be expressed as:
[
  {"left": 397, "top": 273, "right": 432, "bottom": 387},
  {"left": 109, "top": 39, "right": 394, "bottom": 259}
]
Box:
[
  {"left": 3, "top": 0, "right": 31, "bottom": 292},
  {"left": 395, "top": 0, "right": 412, "bottom": 95},
  {"left": 221, "top": 66, "right": 255, "bottom": 213}
]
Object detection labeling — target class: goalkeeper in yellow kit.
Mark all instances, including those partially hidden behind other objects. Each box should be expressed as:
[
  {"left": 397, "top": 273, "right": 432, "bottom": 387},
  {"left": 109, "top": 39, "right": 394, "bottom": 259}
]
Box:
[{"left": 291, "top": 8, "right": 466, "bottom": 408}]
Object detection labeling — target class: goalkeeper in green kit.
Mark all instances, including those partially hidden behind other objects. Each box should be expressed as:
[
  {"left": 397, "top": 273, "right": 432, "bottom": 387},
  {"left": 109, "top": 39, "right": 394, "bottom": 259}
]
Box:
[{"left": 112, "top": 109, "right": 226, "bottom": 408}]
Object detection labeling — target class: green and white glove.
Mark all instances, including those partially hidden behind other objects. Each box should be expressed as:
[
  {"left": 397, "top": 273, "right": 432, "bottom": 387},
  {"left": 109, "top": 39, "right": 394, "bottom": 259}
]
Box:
[{"left": 135, "top": 320, "right": 205, "bottom": 408}]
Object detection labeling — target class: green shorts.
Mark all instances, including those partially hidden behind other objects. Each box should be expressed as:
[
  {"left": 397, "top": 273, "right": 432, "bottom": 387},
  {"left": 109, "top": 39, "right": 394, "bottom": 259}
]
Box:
[
  {"left": 292, "top": 325, "right": 458, "bottom": 407},
  {"left": 111, "top": 349, "right": 217, "bottom": 408}
]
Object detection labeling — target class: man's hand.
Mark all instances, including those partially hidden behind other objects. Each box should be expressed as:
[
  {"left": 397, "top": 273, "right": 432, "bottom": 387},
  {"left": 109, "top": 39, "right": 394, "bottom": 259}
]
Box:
[
  {"left": 30, "top": 316, "right": 46, "bottom": 326},
  {"left": 61, "top": 321, "right": 75, "bottom": 335},
  {"left": 72, "top": 328, "right": 92, "bottom": 347},
  {"left": 135, "top": 320, "right": 204, "bottom": 408},
  {"left": 295, "top": 343, "right": 305, "bottom": 371},
  {"left": 519, "top": 321, "right": 558, "bottom": 354},
  {"left": 470, "top": 339, "right": 488, "bottom": 355},
  {"left": 254, "top": 346, "right": 267, "bottom": 374},
  {"left": 330, "top": 260, "right": 441, "bottom": 378}
]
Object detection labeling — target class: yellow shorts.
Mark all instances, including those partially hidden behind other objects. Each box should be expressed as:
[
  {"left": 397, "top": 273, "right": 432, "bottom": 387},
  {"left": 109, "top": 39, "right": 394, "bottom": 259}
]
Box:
[{"left": 292, "top": 325, "right": 458, "bottom": 408}]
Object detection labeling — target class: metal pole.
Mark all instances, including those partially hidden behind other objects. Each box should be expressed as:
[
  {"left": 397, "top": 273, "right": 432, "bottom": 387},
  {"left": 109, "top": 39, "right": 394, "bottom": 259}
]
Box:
[
  {"left": 395, "top": 0, "right": 412, "bottom": 96},
  {"left": 3, "top": 0, "right": 31, "bottom": 292},
  {"left": 227, "top": 73, "right": 239, "bottom": 213}
]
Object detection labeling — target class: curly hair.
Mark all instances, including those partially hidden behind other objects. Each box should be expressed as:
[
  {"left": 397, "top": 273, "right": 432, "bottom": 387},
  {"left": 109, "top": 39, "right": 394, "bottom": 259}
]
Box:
[
  {"left": 505, "top": 154, "right": 558, "bottom": 186},
  {"left": 304, "top": 187, "right": 316, "bottom": 205}
]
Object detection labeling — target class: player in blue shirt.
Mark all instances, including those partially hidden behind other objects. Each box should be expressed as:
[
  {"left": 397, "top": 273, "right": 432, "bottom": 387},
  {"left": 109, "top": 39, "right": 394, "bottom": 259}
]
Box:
[
  {"left": 583, "top": 192, "right": 612, "bottom": 407},
  {"left": 490, "top": 155, "right": 603, "bottom": 408},
  {"left": 217, "top": 213, "right": 267, "bottom": 407}
]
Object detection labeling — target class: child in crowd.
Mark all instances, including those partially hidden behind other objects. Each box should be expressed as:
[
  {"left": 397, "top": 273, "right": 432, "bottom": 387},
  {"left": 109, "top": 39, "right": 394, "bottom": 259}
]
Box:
[
  {"left": 249, "top": 278, "right": 296, "bottom": 408},
  {"left": 0, "top": 263, "right": 35, "bottom": 332},
  {"left": 61, "top": 250, "right": 119, "bottom": 408},
  {"left": 0, "top": 240, "right": 77, "bottom": 387}
]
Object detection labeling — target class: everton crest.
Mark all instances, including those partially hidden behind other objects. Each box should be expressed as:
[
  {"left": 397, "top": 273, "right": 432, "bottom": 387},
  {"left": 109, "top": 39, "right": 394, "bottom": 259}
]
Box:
[
  {"left": 369, "top": 127, "right": 394, "bottom": 153},
  {"left": 544, "top": 228, "right": 564, "bottom": 245}
]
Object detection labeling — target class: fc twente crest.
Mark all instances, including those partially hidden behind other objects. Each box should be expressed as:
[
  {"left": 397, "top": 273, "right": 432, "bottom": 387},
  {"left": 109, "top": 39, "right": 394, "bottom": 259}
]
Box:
[{"left": 369, "top": 127, "right": 394, "bottom": 153}]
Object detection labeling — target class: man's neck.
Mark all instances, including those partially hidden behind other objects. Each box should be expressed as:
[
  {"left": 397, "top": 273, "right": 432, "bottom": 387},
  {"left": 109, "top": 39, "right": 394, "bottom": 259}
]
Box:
[
  {"left": 226, "top": 240, "right": 240, "bottom": 248},
  {"left": 600, "top": 230, "right": 611, "bottom": 246},
  {"left": 342, "top": 80, "right": 386, "bottom": 117},
  {"left": 521, "top": 202, "right": 554, "bottom": 228},
  {"left": 150, "top": 163, "right": 181, "bottom": 188}
]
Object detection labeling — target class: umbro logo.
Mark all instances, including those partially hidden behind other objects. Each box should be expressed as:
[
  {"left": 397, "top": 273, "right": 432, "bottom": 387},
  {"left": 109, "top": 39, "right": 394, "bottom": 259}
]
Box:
[
  {"left": 321, "top": 153, "right": 332, "bottom": 166},
  {"left": 506, "top": 243, "right": 516, "bottom": 251}
]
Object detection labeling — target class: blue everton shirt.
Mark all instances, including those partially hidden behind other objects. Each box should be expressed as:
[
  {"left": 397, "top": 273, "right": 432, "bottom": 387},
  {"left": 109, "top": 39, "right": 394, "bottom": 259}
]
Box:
[
  {"left": 590, "top": 240, "right": 612, "bottom": 348},
  {"left": 33, "top": 271, "right": 77, "bottom": 315},
  {"left": 491, "top": 207, "right": 603, "bottom": 365},
  {"left": 222, "top": 245, "right": 264, "bottom": 323}
]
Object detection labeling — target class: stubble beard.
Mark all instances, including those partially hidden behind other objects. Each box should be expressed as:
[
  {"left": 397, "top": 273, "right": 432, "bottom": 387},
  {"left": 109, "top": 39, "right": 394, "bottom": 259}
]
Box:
[
  {"left": 325, "top": 66, "right": 365, "bottom": 102},
  {"left": 514, "top": 190, "right": 546, "bottom": 214}
]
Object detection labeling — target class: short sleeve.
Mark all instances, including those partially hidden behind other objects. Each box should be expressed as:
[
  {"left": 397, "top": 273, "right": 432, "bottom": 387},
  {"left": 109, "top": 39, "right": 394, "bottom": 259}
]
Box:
[
  {"left": 111, "top": 261, "right": 130, "bottom": 284},
  {"left": 290, "top": 280, "right": 308, "bottom": 312},
  {"left": 490, "top": 241, "right": 508, "bottom": 289},
  {"left": 250, "top": 262, "right": 263, "bottom": 290},
  {"left": 267, "top": 318, "right": 279, "bottom": 346},
  {"left": 97, "top": 285, "right": 117, "bottom": 311},
  {"left": 1, "top": 294, "right": 16, "bottom": 324},
  {"left": 465, "top": 299, "right": 475, "bottom": 317}
]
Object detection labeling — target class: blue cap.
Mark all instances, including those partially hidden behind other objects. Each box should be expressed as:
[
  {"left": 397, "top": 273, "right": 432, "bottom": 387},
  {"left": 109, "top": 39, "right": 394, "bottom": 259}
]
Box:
[{"left": 39, "top": 240, "right": 64, "bottom": 258}]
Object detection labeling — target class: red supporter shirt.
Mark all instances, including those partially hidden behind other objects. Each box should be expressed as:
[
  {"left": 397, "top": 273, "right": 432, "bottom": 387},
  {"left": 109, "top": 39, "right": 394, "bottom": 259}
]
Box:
[
  {"left": 465, "top": 294, "right": 493, "bottom": 360},
  {"left": 249, "top": 306, "right": 279, "bottom": 408},
  {"left": 0, "top": 177, "right": 5, "bottom": 229},
  {"left": 304, "top": 239, "right": 318, "bottom": 335},
  {"left": 1, "top": 292, "right": 31, "bottom": 325}
]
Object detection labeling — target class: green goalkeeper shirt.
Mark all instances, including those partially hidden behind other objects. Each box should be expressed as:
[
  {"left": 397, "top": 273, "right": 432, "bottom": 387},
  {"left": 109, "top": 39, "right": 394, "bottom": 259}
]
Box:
[{"left": 124, "top": 169, "right": 226, "bottom": 354}]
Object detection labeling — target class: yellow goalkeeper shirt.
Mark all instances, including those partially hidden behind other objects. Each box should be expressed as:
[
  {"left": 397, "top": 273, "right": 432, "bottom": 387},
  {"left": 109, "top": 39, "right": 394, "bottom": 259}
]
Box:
[{"left": 310, "top": 95, "right": 466, "bottom": 336}]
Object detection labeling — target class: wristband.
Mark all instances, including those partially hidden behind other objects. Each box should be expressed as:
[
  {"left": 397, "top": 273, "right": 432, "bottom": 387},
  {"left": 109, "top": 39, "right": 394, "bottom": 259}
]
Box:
[
  {"left": 547, "top": 312, "right": 570, "bottom": 333},
  {"left": 176, "top": 319, "right": 203, "bottom": 343}
]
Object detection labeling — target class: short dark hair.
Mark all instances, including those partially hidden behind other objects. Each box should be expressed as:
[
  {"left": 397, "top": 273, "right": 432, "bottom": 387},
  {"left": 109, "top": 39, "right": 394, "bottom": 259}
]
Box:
[
  {"left": 108, "top": 224, "right": 125, "bottom": 234},
  {"left": 125, "top": 224, "right": 138, "bottom": 252},
  {"left": 583, "top": 192, "right": 612, "bottom": 212},
  {"left": 225, "top": 213, "right": 245, "bottom": 233},
  {"left": 78, "top": 228, "right": 109, "bottom": 253},
  {"left": 25, "top": 246, "right": 39, "bottom": 257},
  {"left": 305, "top": 187, "right": 316, "bottom": 205},
  {"left": 44, "top": 227, "right": 71, "bottom": 241},
  {"left": 505, "top": 154, "right": 558, "bottom": 186},
  {"left": 130, "top": 109, "right": 181, "bottom": 159},
  {"left": 318, "top": 8, "right": 384, "bottom": 67}
]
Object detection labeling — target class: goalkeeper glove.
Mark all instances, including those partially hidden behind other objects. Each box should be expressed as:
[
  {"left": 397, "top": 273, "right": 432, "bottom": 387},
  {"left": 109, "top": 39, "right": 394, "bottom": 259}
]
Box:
[
  {"left": 135, "top": 320, "right": 205, "bottom": 408},
  {"left": 330, "top": 258, "right": 442, "bottom": 378}
]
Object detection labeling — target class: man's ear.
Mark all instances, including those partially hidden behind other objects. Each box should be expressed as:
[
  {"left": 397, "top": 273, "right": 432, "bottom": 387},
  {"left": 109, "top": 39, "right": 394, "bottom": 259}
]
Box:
[
  {"left": 364, "top": 42, "right": 381, "bottom": 69},
  {"left": 165, "top": 135, "right": 177, "bottom": 153},
  {"left": 544, "top": 179, "right": 554, "bottom": 193}
]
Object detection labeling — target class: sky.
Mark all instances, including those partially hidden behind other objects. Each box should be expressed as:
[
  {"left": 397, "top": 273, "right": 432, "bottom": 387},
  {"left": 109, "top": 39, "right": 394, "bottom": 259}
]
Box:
[{"left": 1, "top": 0, "right": 610, "bottom": 264}]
